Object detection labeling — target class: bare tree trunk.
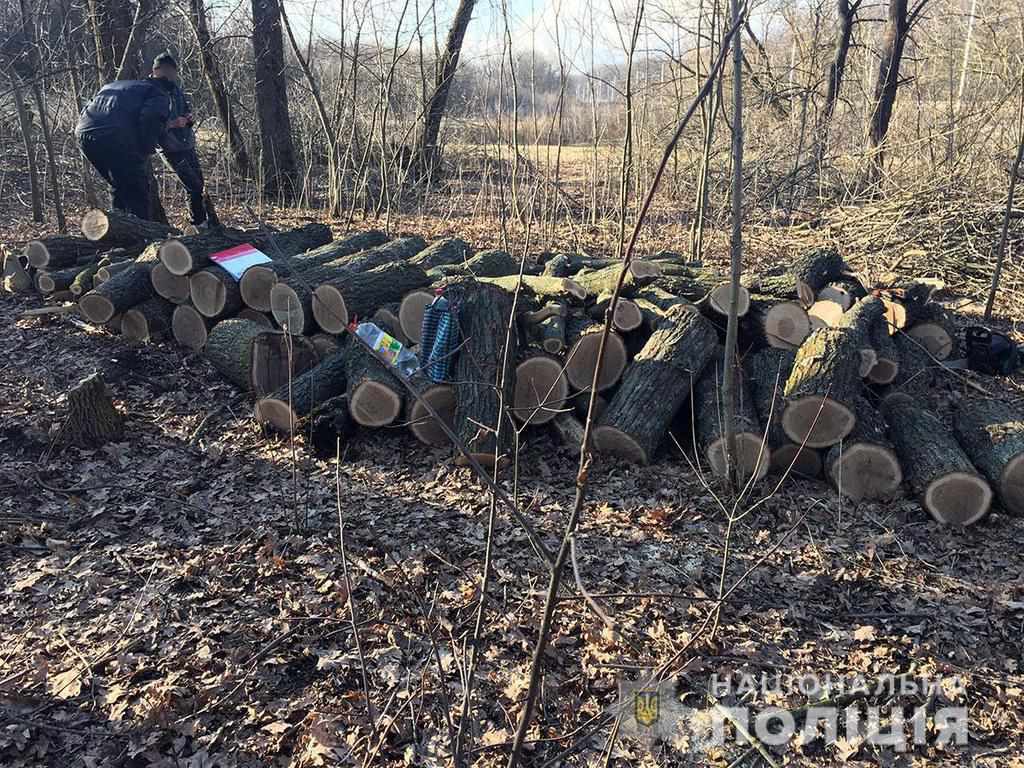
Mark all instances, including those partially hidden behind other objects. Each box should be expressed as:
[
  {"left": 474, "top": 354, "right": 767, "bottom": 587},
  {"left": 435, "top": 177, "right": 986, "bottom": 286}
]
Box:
[
  {"left": 252, "top": 0, "right": 299, "bottom": 201},
  {"left": 722, "top": 0, "right": 744, "bottom": 483},
  {"left": 985, "top": 75, "right": 1024, "bottom": 319},
  {"left": 411, "top": 0, "right": 477, "bottom": 181},
  {"left": 87, "top": 0, "right": 132, "bottom": 81},
  {"left": 62, "top": 1, "right": 99, "bottom": 207},
  {"left": 821, "top": 0, "right": 859, "bottom": 133},
  {"left": 867, "top": 0, "right": 926, "bottom": 181},
  {"left": 185, "top": 0, "right": 252, "bottom": 174},
  {"left": 11, "top": 79, "right": 43, "bottom": 222}
]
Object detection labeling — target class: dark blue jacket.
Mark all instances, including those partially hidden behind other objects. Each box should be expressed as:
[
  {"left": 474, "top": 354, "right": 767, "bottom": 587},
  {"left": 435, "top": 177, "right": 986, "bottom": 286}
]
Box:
[
  {"left": 153, "top": 77, "right": 195, "bottom": 154},
  {"left": 75, "top": 79, "right": 171, "bottom": 156}
]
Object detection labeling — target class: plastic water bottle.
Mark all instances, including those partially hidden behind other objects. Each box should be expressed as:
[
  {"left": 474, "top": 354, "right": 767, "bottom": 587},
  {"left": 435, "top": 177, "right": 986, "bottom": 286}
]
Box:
[{"left": 354, "top": 322, "right": 419, "bottom": 378}]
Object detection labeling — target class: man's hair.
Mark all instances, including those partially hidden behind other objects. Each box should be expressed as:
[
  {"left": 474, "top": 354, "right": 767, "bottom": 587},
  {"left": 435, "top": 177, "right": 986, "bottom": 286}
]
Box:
[{"left": 153, "top": 52, "right": 177, "bottom": 70}]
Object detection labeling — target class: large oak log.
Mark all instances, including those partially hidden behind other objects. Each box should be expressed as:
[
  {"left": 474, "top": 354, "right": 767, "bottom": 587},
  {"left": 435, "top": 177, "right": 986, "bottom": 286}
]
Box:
[
  {"left": 25, "top": 236, "right": 108, "bottom": 270},
  {"left": 564, "top": 317, "right": 629, "bottom": 392},
  {"left": 742, "top": 247, "right": 847, "bottom": 306},
  {"left": 346, "top": 343, "right": 404, "bottom": 427},
  {"left": 744, "top": 348, "right": 823, "bottom": 477},
  {"left": 881, "top": 333, "right": 936, "bottom": 403},
  {"left": 190, "top": 265, "right": 243, "bottom": 319},
  {"left": 693, "top": 351, "right": 771, "bottom": 483},
  {"left": 883, "top": 394, "right": 992, "bottom": 526},
  {"left": 159, "top": 223, "right": 333, "bottom": 276},
  {"left": 953, "top": 398, "right": 1024, "bottom": 516},
  {"left": 655, "top": 266, "right": 749, "bottom": 318},
  {"left": 452, "top": 281, "right": 518, "bottom": 466},
  {"left": 512, "top": 354, "right": 569, "bottom": 426},
  {"left": 80, "top": 208, "right": 176, "bottom": 246},
  {"left": 742, "top": 297, "right": 811, "bottom": 350},
  {"left": 239, "top": 230, "right": 387, "bottom": 311},
  {"left": 782, "top": 296, "right": 885, "bottom": 448},
  {"left": 250, "top": 333, "right": 319, "bottom": 397},
  {"left": 824, "top": 397, "right": 902, "bottom": 501},
  {"left": 312, "top": 261, "right": 431, "bottom": 334},
  {"left": 271, "top": 238, "right": 427, "bottom": 334},
  {"left": 255, "top": 352, "right": 350, "bottom": 433},
  {"left": 122, "top": 297, "right": 174, "bottom": 343},
  {"left": 203, "top": 318, "right": 266, "bottom": 390},
  {"left": 476, "top": 275, "right": 586, "bottom": 302},
  {"left": 409, "top": 237, "right": 471, "bottom": 269},
  {"left": 427, "top": 249, "right": 519, "bottom": 279},
  {"left": 593, "top": 306, "right": 718, "bottom": 464},
  {"left": 563, "top": 261, "right": 661, "bottom": 298},
  {"left": 172, "top": 303, "right": 214, "bottom": 351},
  {"left": 78, "top": 262, "right": 156, "bottom": 324}
]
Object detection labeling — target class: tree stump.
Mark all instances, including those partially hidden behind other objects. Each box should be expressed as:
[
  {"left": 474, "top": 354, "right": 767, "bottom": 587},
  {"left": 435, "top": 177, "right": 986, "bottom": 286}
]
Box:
[{"left": 57, "top": 373, "right": 124, "bottom": 448}]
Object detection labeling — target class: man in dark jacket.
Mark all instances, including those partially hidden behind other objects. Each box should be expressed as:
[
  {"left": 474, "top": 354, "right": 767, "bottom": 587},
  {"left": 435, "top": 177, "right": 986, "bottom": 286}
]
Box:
[
  {"left": 76, "top": 79, "right": 170, "bottom": 219},
  {"left": 150, "top": 53, "right": 208, "bottom": 227}
]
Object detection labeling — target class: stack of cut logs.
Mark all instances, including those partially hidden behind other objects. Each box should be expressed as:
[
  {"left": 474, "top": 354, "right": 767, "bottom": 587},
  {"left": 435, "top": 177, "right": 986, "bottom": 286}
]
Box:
[{"left": 4, "top": 209, "right": 1023, "bottom": 527}]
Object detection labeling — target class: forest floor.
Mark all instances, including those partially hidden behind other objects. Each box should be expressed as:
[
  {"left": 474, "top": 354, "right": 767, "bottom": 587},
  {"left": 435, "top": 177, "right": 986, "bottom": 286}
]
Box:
[{"left": 3, "top": 164, "right": 1024, "bottom": 766}]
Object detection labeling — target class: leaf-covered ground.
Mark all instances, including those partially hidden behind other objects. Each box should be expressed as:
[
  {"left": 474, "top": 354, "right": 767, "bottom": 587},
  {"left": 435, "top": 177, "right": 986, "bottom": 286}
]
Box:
[{"left": 3, "top": 201, "right": 1024, "bottom": 767}]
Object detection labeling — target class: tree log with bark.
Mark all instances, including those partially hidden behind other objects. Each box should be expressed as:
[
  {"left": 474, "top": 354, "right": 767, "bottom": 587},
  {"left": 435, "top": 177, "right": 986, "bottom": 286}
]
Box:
[
  {"left": 204, "top": 318, "right": 268, "bottom": 390},
  {"left": 825, "top": 397, "right": 902, "bottom": 501},
  {"left": 953, "top": 398, "right": 1024, "bottom": 516},
  {"left": 122, "top": 297, "right": 174, "bottom": 343},
  {"left": 883, "top": 393, "right": 991, "bottom": 525},
  {"left": 594, "top": 306, "right": 718, "bottom": 464},
  {"left": 742, "top": 248, "right": 848, "bottom": 306},
  {"left": 346, "top": 343, "right": 404, "bottom": 427},
  {"left": 312, "top": 261, "right": 431, "bottom": 334},
  {"left": 80, "top": 209, "right": 175, "bottom": 246},
  {"left": 512, "top": 354, "right": 569, "bottom": 426},
  {"left": 190, "top": 265, "right": 244, "bottom": 319},
  {"left": 255, "top": 351, "right": 350, "bottom": 433}
]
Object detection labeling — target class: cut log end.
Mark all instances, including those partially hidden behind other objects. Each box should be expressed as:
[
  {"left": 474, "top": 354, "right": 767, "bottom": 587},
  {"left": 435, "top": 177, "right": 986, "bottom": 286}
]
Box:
[
  {"left": 151, "top": 263, "right": 191, "bottom": 303},
  {"left": 408, "top": 384, "right": 456, "bottom": 446},
  {"left": 36, "top": 273, "right": 56, "bottom": 293},
  {"left": 563, "top": 278, "right": 587, "bottom": 300},
  {"left": 311, "top": 286, "right": 348, "bottom": 334},
  {"left": 612, "top": 299, "right": 643, "bottom": 332},
  {"left": 592, "top": 425, "right": 650, "bottom": 465},
  {"left": 513, "top": 356, "right": 569, "bottom": 426},
  {"left": 772, "top": 444, "right": 822, "bottom": 478},
  {"left": 25, "top": 241, "right": 51, "bottom": 268},
  {"left": 564, "top": 331, "right": 628, "bottom": 391},
  {"left": 172, "top": 305, "right": 210, "bottom": 351},
  {"left": 829, "top": 443, "right": 903, "bottom": 501},
  {"left": 349, "top": 380, "right": 402, "bottom": 427},
  {"left": 269, "top": 283, "right": 305, "bottom": 334},
  {"left": 399, "top": 290, "right": 435, "bottom": 343},
  {"left": 906, "top": 323, "right": 954, "bottom": 360},
  {"left": 807, "top": 299, "right": 845, "bottom": 328},
  {"left": 630, "top": 260, "right": 662, "bottom": 279},
  {"left": 924, "top": 472, "right": 992, "bottom": 526},
  {"left": 254, "top": 398, "right": 299, "bottom": 433},
  {"left": 867, "top": 358, "right": 899, "bottom": 385},
  {"left": 80, "top": 209, "right": 110, "bottom": 241},
  {"left": 1000, "top": 454, "right": 1024, "bottom": 516},
  {"left": 706, "top": 284, "right": 750, "bottom": 317},
  {"left": 706, "top": 433, "right": 771, "bottom": 483},
  {"left": 121, "top": 310, "right": 153, "bottom": 342},
  {"left": 764, "top": 302, "right": 811, "bottom": 349},
  {"left": 795, "top": 280, "right": 816, "bottom": 307},
  {"left": 782, "top": 395, "right": 856, "bottom": 448},
  {"left": 159, "top": 240, "right": 193, "bottom": 275},
  {"left": 190, "top": 270, "right": 229, "bottom": 317},
  {"left": 78, "top": 294, "right": 116, "bottom": 324},
  {"left": 239, "top": 265, "right": 278, "bottom": 312}
]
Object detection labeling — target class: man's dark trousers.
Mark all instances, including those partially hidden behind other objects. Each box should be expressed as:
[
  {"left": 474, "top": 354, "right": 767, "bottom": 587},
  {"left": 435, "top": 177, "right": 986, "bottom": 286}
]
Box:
[
  {"left": 163, "top": 150, "right": 206, "bottom": 225},
  {"left": 79, "top": 132, "right": 150, "bottom": 220}
]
